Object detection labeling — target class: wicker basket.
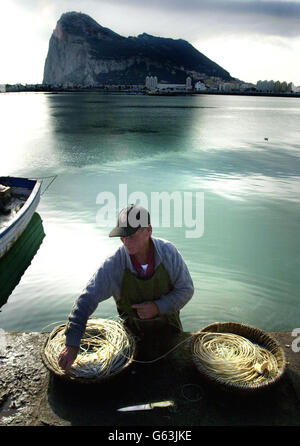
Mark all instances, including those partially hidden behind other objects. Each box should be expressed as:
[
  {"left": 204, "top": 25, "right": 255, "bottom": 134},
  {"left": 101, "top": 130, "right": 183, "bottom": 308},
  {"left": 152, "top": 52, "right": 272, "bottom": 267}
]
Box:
[
  {"left": 41, "top": 320, "right": 136, "bottom": 384},
  {"left": 190, "top": 321, "right": 286, "bottom": 394}
]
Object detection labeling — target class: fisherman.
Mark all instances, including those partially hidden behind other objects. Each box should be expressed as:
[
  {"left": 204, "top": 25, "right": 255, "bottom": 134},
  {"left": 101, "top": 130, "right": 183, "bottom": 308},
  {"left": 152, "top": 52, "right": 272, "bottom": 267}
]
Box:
[{"left": 58, "top": 204, "right": 194, "bottom": 373}]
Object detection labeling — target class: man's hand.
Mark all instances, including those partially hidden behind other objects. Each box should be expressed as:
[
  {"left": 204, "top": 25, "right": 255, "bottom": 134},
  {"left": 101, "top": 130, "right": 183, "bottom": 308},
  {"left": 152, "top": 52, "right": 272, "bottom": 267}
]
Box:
[
  {"left": 58, "top": 345, "right": 80, "bottom": 374},
  {"left": 131, "top": 301, "right": 159, "bottom": 319}
]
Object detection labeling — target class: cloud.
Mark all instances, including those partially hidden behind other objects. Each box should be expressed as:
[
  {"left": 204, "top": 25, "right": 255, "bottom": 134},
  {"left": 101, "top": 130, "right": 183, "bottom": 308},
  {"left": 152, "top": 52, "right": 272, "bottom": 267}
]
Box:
[
  {"left": 97, "top": 0, "right": 300, "bottom": 17},
  {"left": 10, "top": 0, "right": 300, "bottom": 39},
  {"left": 96, "top": 0, "right": 300, "bottom": 38}
]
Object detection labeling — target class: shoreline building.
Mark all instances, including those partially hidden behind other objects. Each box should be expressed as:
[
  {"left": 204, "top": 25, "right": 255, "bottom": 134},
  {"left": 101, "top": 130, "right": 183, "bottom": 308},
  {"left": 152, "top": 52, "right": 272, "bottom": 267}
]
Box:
[
  {"left": 219, "top": 81, "right": 240, "bottom": 92},
  {"left": 256, "top": 80, "right": 293, "bottom": 93},
  {"left": 186, "top": 76, "right": 192, "bottom": 90},
  {"left": 145, "top": 76, "right": 193, "bottom": 92},
  {"left": 0, "top": 85, "right": 6, "bottom": 93},
  {"left": 194, "top": 81, "right": 207, "bottom": 91},
  {"left": 145, "top": 76, "right": 158, "bottom": 90},
  {"left": 256, "top": 80, "right": 275, "bottom": 93}
]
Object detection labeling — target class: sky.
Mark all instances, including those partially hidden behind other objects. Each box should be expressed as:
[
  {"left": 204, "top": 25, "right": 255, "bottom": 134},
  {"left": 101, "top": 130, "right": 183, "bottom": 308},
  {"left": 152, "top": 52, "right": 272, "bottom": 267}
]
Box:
[{"left": 1, "top": 0, "right": 300, "bottom": 86}]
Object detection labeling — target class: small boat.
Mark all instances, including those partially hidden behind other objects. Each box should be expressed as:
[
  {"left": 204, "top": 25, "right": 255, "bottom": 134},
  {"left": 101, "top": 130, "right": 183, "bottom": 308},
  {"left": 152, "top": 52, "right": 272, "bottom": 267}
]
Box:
[{"left": 0, "top": 176, "right": 42, "bottom": 259}]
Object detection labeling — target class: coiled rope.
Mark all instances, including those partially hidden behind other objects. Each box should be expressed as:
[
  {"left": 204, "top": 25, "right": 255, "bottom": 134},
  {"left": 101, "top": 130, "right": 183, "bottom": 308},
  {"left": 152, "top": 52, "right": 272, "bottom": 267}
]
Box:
[
  {"left": 192, "top": 332, "right": 279, "bottom": 386},
  {"left": 43, "top": 321, "right": 281, "bottom": 386},
  {"left": 43, "top": 318, "right": 135, "bottom": 379}
]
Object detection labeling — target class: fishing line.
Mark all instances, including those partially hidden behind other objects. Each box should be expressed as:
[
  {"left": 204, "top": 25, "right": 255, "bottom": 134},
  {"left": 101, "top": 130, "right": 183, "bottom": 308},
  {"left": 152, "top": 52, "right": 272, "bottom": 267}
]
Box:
[{"left": 31, "top": 175, "right": 58, "bottom": 196}]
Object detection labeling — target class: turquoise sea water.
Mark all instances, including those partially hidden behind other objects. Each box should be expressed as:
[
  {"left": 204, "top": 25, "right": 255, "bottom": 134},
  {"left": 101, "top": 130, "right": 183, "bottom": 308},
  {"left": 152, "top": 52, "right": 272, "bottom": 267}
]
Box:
[{"left": 0, "top": 91, "right": 299, "bottom": 333}]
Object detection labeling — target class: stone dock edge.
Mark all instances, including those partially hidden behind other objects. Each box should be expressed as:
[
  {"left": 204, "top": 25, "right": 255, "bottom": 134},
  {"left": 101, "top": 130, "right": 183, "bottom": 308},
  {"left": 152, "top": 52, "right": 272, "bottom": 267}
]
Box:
[{"left": 0, "top": 330, "right": 300, "bottom": 426}]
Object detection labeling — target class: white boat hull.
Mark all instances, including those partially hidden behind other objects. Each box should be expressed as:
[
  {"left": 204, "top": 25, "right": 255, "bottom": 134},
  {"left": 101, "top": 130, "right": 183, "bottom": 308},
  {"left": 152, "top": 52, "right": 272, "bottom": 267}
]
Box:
[{"left": 0, "top": 178, "right": 41, "bottom": 259}]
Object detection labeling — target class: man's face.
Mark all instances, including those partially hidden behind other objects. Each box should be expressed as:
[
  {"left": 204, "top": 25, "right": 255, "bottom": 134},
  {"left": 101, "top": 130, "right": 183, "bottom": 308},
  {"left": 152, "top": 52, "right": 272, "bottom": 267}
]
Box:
[{"left": 121, "top": 226, "right": 152, "bottom": 256}]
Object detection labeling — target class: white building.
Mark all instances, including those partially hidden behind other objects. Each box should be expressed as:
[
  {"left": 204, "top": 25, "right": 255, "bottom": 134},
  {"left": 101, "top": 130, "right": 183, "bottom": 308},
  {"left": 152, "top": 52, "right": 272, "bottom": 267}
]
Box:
[
  {"left": 219, "top": 82, "right": 239, "bottom": 92},
  {"left": 256, "top": 80, "right": 275, "bottom": 92},
  {"left": 240, "top": 82, "right": 256, "bottom": 91},
  {"left": 194, "top": 81, "right": 206, "bottom": 91},
  {"left": 145, "top": 76, "right": 158, "bottom": 90},
  {"left": 186, "top": 76, "right": 192, "bottom": 90},
  {"left": 157, "top": 83, "right": 186, "bottom": 92},
  {"left": 146, "top": 76, "right": 193, "bottom": 92},
  {"left": 0, "top": 85, "right": 6, "bottom": 93}
]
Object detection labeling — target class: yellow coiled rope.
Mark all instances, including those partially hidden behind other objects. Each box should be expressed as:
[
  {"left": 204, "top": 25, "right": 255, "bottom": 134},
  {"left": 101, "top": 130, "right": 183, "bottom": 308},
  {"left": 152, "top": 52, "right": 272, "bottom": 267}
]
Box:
[
  {"left": 192, "top": 332, "right": 279, "bottom": 386},
  {"left": 44, "top": 318, "right": 135, "bottom": 379}
]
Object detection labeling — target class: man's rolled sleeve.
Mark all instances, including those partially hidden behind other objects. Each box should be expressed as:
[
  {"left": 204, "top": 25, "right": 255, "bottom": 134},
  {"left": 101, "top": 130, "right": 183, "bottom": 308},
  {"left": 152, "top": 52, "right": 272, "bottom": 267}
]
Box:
[{"left": 64, "top": 252, "right": 120, "bottom": 347}]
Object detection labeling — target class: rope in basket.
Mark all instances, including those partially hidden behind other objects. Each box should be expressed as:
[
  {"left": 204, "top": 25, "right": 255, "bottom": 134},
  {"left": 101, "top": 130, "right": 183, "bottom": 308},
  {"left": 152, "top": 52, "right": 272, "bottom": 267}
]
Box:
[
  {"left": 192, "top": 331, "right": 279, "bottom": 387},
  {"left": 43, "top": 318, "right": 136, "bottom": 379}
]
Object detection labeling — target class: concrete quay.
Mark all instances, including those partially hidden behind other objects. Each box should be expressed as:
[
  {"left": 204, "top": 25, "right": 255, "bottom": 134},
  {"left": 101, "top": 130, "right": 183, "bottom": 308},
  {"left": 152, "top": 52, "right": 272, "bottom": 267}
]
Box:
[{"left": 0, "top": 330, "right": 300, "bottom": 427}]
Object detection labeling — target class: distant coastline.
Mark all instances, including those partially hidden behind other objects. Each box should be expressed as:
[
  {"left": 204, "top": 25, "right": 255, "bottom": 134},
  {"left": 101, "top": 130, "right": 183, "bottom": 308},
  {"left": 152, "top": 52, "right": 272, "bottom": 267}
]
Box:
[
  {"left": 1, "top": 85, "right": 300, "bottom": 99},
  {"left": 147, "top": 91, "right": 300, "bottom": 98}
]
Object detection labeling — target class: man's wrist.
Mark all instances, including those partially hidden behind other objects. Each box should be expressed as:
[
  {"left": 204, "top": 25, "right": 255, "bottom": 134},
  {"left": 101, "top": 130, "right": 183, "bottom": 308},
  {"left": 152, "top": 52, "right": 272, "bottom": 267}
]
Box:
[{"left": 66, "top": 344, "right": 80, "bottom": 351}]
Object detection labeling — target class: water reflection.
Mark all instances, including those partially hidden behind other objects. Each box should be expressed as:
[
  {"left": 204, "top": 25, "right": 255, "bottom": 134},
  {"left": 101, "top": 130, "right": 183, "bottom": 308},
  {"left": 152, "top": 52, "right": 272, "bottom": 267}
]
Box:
[
  {"left": 1, "top": 93, "right": 299, "bottom": 332},
  {"left": 0, "top": 93, "right": 58, "bottom": 175},
  {"left": 192, "top": 173, "right": 300, "bottom": 203},
  {"left": 0, "top": 213, "right": 45, "bottom": 308},
  {"left": 45, "top": 93, "right": 202, "bottom": 167}
]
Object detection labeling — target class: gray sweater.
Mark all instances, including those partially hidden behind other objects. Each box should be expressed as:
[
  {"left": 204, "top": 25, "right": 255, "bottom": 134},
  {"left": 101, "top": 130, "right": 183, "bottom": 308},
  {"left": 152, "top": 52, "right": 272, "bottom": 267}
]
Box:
[{"left": 65, "top": 236, "right": 194, "bottom": 347}]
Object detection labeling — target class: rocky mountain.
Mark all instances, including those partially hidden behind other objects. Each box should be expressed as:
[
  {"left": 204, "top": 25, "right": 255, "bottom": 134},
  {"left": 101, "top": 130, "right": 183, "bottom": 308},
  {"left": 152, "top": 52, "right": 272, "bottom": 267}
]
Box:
[{"left": 43, "top": 11, "right": 233, "bottom": 86}]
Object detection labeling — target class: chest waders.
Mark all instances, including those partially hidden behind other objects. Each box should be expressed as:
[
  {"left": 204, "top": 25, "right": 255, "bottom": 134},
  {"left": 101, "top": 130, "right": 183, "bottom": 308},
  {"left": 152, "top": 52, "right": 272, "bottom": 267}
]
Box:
[{"left": 117, "top": 261, "right": 182, "bottom": 359}]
